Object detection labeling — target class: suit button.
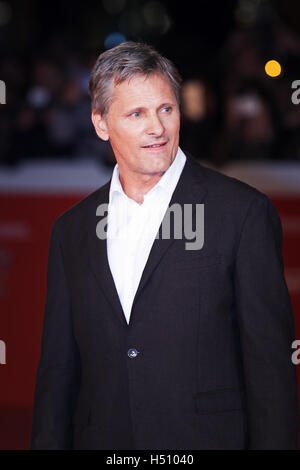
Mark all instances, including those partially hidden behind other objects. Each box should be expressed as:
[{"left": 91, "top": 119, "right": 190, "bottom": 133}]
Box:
[{"left": 127, "top": 348, "right": 139, "bottom": 358}]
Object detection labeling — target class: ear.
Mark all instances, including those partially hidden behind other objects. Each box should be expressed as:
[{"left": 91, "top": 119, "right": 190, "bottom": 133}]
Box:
[{"left": 91, "top": 110, "right": 109, "bottom": 141}]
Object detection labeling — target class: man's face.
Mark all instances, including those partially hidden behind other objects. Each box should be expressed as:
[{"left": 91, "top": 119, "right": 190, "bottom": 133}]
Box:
[{"left": 92, "top": 73, "right": 180, "bottom": 180}]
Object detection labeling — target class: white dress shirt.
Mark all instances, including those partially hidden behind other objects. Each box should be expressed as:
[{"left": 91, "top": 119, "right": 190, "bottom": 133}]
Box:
[{"left": 107, "top": 146, "right": 187, "bottom": 324}]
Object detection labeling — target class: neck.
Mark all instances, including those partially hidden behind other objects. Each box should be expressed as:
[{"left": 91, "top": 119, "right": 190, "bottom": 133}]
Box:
[{"left": 119, "top": 171, "right": 165, "bottom": 204}]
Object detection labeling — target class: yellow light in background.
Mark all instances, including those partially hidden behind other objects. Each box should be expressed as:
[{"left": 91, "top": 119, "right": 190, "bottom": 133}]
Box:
[{"left": 265, "top": 60, "right": 282, "bottom": 78}]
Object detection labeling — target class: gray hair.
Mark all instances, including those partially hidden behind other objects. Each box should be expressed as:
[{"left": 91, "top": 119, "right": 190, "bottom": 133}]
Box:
[{"left": 88, "top": 41, "right": 182, "bottom": 117}]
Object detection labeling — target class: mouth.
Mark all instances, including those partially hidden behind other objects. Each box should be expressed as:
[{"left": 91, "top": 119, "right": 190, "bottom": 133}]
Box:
[{"left": 141, "top": 141, "right": 168, "bottom": 149}]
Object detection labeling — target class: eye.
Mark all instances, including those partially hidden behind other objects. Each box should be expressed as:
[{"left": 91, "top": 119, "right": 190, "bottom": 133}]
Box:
[
  {"left": 130, "top": 111, "right": 140, "bottom": 117},
  {"left": 161, "top": 106, "right": 172, "bottom": 113}
]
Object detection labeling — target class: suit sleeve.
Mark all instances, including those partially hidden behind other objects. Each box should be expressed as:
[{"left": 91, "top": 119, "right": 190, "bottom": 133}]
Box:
[
  {"left": 234, "top": 194, "right": 299, "bottom": 449},
  {"left": 30, "top": 219, "right": 81, "bottom": 449}
]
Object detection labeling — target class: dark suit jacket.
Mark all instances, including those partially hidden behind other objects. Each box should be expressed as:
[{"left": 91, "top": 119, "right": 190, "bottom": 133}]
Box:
[{"left": 31, "top": 153, "right": 299, "bottom": 450}]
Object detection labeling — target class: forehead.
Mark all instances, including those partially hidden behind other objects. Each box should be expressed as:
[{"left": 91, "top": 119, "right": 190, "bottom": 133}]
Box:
[{"left": 110, "top": 73, "right": 176, "bottom": 109}]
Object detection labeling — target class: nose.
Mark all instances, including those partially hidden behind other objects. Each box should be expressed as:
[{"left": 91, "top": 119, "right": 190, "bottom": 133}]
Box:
[{"left": 146, "top": 113, "right": 164, "bottom": 136}]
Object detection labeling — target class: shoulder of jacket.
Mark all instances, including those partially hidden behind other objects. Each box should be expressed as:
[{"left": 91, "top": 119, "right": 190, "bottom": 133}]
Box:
[
  {"left": 52, "top": 180, "right": 110, "bottom": 232},
  {"left": 188, "top": 156, "right": 270, "bottom": 205}
]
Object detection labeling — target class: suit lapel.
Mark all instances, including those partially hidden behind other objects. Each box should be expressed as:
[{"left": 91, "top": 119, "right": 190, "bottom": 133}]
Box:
[
  {"left": 88, "top": 181, "right": 129, "bottom": 327},
  {"left": 88, "top": 154, "right": 207, "bottom": 328},
  {"left": 129, "top": 155, "right": 207, "bottom": 326}
]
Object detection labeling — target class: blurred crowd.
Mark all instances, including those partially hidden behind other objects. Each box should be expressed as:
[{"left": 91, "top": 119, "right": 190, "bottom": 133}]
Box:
[
  {"left": 1, "top": 20, "right": 300, "bottom": 168},
  {"left": 0, "top": 48, "right": 115, "bottom": 167},
  {"left": 180, "top": 21, "right": 300, "bottom": 166}
]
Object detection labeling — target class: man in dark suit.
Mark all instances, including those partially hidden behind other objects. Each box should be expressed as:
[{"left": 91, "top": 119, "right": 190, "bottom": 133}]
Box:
[{"left": 31, "top": 42, "right": 299, "bottom": 450}]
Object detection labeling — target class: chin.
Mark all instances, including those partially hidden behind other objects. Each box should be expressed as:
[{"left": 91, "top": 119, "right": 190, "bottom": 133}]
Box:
[{"left": 151, "top": 160, "right": 169, "bottom": 172}]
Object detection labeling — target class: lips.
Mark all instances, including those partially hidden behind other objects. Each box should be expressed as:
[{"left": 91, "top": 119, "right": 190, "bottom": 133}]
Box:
[{"left": 142, "top": 142, "right": 167, "bottom": 148}]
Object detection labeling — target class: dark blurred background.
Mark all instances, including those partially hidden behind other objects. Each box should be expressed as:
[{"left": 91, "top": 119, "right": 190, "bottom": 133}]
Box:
[
  {"left": 1, "top": 0, "right": 300, "bottom": 167},
  {"left": 0, "top": 0, "right": 300, "bottom": 450}
]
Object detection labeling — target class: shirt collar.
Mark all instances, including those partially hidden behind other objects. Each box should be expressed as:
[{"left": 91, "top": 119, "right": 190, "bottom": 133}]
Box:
[{"left": 109, "top": 146, "right": 186, "bottom": 205}]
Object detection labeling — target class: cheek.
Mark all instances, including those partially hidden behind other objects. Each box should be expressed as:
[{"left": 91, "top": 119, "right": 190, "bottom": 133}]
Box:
[
  {"left": 168, "top": 118, "right": 180, "bottom": 137},
  {"left": 164, "top": 111, "right": 180, "bottom": 129},
  {"left": 117, "top": 122, "right": 144, "bottom": 140},
  {"left": 110, "top": 126, "right": 136, "bottom": 147}
]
